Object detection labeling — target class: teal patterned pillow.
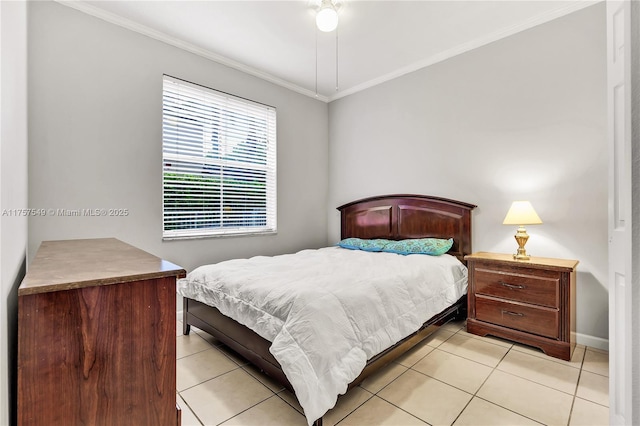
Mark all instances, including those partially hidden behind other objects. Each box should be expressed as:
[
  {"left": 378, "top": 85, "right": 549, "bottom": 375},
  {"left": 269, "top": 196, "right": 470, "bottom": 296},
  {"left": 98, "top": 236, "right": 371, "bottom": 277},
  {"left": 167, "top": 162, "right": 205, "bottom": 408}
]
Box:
[
  {"left": 337, "top": 238, "right": 390, "bottom": 252},
  {"left": 382, "top": 238, "right": 454, "bottom": 256}
]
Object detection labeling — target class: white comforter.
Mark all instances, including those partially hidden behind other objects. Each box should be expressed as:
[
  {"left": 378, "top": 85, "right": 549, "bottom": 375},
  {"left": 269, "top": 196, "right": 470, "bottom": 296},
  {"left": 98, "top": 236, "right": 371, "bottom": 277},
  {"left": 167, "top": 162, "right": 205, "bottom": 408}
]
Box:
[{"left": 177, "top": 247, "right": 467, "bottom": 424}]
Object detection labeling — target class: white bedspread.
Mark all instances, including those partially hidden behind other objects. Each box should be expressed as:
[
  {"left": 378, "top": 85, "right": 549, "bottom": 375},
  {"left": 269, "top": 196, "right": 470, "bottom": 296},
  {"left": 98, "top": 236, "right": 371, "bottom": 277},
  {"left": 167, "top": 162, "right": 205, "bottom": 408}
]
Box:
[{"left": 177, "top": 247, "right": 467, "bottom": 424}]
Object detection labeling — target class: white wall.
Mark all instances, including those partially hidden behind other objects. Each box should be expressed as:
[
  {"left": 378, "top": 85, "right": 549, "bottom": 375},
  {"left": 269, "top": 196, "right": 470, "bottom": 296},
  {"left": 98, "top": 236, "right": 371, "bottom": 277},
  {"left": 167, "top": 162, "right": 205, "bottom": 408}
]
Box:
[
  {"left": 28, "top": 2, "right": 329, "bottom": 274},
  {"left": 328, "top": 4, "right": 608, "bottom": 345},
  {"left": 0, "top": 1, "right": 28, "bottom": 424}
]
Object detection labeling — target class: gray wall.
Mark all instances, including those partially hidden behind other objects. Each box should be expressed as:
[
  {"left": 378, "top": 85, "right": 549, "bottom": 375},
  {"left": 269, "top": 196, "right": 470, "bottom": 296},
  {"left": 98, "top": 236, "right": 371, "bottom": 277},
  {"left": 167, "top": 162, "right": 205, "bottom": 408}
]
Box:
[
  {"left": 328, "top": 4, "right": 608, "bottom": 345},
  {"left": 28, "top": 2, "right": 329, "bottom": 274},
  {"left": 0, "top": 2, "right": 28, "bottom": 424},
  {"left": 26, "top": 1, "right": 610, "bottom": 347}
]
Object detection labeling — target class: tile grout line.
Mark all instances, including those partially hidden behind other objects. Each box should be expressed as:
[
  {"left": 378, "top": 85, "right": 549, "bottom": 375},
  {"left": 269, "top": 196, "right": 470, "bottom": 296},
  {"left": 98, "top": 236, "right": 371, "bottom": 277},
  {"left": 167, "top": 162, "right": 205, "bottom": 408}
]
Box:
[
  {"left": 177, "top": 365, "right": 243, "bottom": 393},
  {"left": 449, "top": 325, "right": 590, "bottom": 425},
  {"left": 491, "top": 351, "right": 584, "bottom": 398},
  {"left": 342, "top": 323, "right": 504, "bottom": 425},
  {"left": 373, "top": 343, "right": 488, "bottom": 424},
  {"left": 274, "top": 390, "right": 307, "bottom": 416},
  {"left": 176, "top": 346, "right": 213, "bottom": 360},
  {"left": 176, "top": 393, "right": 205, "bottom": 426},
  {"left": 177, "top": 321, "right": 231, "bottom": 425},
  {"left": 581, "top": 370, "right": 610, "bottom": 379},
  {"left": 331, "top": 390, "right": 376, "bottom": 426},
  {"left": 571, "top": 349, "right": 611, "bottom": 409},
  {"left": 361, "top": 327, "right": 459, "bottom": 395},
  {"left": 178, "top": 320, "right": 436, "bottom": 424},
  {"left": 174, "top": 320, "right": 609, "bottom": 425},
  {"left": 434, "top": 330, "right": 514, "bottom": 369},
  {"left": 178, "top": 365, "right": 281, "bottom": 425},
  {"left": 177, "top": 338, "right": 275, "bottom": 394},
  {"left": 365, "top": 323, "right": 475, "bottom": 425},
  {"left": 176, "top": 345, "right": 247, "bottom": 391},
  {"left": 464, "top": 333, "right": 607, "bottom": 425},
  {"left": 582, "top": 350, "right": 611, "bottom": 379},
  {"left": 407, "top": 352, "right": 490, "bottom": 396},
  {"left": 355, "top": 327, "right": 458, "bottom": 425},
  {"left": 366, "top": 395, "right": 433, "bottom": 426},
  {"left": 448, "top": 335, "right": 525, "bottom": 426},
  {"left": 472, "top": 395, "right": 547, "bottom": 426},
  {"left": 216, "top": 394, "right": 289, "bottom": 426},
  {"left": 241, "top": 365, "right": 286, "bottom": 394},
  {"left": 510, "top": 346, "right": 587, "bottom": 370},
  {"left": 566, "top": 347, "right": 588, "bottom": 426}
]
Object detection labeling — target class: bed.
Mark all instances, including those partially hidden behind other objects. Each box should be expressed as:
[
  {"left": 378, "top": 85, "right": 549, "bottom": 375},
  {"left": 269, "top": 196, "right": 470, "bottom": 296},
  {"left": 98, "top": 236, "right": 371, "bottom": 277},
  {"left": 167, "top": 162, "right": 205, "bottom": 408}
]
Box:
[{"left": 180, "top": 194, "right": 476, "bottom": 425}]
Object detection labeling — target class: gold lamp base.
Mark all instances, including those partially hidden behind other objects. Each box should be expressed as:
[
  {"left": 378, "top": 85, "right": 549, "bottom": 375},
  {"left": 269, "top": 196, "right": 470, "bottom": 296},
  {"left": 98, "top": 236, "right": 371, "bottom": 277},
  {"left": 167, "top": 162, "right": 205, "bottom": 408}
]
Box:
[{"left": 512, "top": 225, "right": 531, "bottom": 260}]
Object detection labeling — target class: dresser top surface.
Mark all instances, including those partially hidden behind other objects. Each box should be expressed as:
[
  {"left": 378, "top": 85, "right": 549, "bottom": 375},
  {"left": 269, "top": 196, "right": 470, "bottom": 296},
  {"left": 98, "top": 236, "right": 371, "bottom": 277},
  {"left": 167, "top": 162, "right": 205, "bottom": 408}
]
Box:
[
  {"left": 19, "top": 238, "right": 186, "bottom": 296},
  {"left": 464, "top": 251, "right": 579, "bottom": 271}
]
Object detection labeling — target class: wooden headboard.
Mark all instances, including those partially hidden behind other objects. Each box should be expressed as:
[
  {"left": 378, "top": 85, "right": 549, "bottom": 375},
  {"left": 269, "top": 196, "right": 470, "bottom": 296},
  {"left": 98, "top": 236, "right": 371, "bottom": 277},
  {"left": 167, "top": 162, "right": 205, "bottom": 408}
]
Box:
[{"left": 337, "top": 194, "right": 477, "bottom": 262}]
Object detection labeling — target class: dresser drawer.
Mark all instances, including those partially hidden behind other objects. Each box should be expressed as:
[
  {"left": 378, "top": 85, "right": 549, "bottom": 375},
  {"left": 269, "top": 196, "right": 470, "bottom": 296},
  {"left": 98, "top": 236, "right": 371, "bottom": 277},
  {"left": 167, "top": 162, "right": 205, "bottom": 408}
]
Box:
[
  {"left": 475, "top": 296, "right": 559, "bottom": 339},
  {"left": 474, "top": 266, "right": 560, "bottom": 308}
]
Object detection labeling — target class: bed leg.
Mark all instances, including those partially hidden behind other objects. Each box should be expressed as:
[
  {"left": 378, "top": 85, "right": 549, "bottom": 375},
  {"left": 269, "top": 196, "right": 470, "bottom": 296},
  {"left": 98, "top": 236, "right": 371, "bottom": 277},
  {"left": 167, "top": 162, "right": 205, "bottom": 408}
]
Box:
[
  {"left": 454, "top": 302, "right": 468, "bottom": 321},
  {"left": 183, "top": 297, "right": 191, "bottom": 335},
  {"left": 312, "top": 418, "right": 323, "bottom": 426}
]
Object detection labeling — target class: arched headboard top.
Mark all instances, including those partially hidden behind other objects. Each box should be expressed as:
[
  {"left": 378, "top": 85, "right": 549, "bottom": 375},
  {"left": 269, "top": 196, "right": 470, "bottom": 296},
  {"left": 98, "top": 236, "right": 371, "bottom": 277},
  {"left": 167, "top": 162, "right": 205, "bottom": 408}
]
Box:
[{"left": 337, "top": 194, "right": 477, "bottom": 262}]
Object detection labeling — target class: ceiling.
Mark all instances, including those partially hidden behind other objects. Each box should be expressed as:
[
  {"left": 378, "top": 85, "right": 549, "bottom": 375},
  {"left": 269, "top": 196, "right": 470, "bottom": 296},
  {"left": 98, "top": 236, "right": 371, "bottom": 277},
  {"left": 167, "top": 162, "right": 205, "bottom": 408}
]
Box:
[{"left": 64, "top": 1, "right": 597, "bottom": 102}]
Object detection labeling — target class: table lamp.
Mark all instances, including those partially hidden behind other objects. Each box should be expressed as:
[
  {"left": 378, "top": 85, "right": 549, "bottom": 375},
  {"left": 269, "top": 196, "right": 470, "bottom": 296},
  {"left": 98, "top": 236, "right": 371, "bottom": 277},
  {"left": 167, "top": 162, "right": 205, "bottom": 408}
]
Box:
[{"left": 503, "top": 201, "right": 542, "bottom": 260}]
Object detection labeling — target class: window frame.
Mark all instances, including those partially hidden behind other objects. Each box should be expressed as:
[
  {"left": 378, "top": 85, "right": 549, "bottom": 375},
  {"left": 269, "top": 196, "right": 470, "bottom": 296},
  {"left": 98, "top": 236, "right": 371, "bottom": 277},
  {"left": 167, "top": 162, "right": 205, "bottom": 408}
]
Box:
[{"left": 162, "top": 75, "right": 277, "bottom": 240}]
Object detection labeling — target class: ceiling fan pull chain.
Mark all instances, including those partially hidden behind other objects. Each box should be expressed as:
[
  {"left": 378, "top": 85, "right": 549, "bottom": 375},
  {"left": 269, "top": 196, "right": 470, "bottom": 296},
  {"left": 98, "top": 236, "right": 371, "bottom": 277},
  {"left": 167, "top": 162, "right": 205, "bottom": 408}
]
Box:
[
  {"left": 335, "top": 27, "right": 339, "bottom": 92},
  {"left": 315, "top": 26, "right": 319, "bottom": 97}
]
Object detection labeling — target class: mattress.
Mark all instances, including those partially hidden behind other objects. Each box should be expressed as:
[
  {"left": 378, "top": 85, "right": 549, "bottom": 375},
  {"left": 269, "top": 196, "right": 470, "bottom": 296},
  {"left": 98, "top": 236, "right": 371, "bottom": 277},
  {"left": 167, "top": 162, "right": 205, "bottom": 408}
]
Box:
[{"left": 177, "top": 246, "right": 468, "bottom": 424}]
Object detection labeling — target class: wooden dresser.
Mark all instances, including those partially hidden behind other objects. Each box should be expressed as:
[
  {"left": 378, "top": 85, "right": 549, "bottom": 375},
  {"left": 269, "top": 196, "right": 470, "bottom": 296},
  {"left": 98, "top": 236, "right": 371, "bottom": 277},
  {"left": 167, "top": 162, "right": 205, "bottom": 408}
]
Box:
[
  {"left": 465, "top": 252, "right": 578, "bottom": 360},
  {"left": 17, "top": 238, "right": 186, "bottom": 426}
]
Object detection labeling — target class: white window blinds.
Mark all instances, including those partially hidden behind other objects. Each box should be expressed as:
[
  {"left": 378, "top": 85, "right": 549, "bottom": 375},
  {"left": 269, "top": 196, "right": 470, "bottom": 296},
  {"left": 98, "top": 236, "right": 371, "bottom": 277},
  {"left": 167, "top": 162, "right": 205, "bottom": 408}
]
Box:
[{"left": 162, "top": 76, "right": 277, "bottom": 239}]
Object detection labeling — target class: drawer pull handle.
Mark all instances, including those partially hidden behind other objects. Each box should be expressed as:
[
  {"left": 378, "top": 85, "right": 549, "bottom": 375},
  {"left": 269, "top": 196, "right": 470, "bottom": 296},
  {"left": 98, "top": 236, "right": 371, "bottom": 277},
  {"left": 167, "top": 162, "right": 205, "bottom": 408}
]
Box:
[
  {"left": 501, "top": 310, "right": 524, "bottom": 317},
  {"left": 500, "top": 281, "right": 526, "bottom": 290}
]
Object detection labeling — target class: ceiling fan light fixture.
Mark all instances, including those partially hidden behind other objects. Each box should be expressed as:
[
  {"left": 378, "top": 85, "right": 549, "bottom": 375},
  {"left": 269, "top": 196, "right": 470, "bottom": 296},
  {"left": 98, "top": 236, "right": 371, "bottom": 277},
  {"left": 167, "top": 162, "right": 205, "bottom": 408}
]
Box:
[{"left": 316, "top": 1, "right": 338, "bottom": 32}]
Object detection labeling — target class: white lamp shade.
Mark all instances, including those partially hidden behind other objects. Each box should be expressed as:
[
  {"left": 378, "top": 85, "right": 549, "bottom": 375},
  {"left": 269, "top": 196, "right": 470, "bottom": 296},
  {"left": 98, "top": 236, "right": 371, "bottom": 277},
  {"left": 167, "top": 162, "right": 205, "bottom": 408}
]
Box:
[
  {"left": 316, "top": 6, "right": 338, "bottom": 32},
  {"left": 503, "top": 201, "right": 543, "bottom": 225}
]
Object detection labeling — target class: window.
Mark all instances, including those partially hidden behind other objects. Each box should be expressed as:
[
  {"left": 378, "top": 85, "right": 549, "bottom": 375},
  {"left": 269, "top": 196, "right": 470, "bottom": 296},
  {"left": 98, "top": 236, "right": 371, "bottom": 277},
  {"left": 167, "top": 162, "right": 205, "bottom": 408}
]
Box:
[{"left": 162, "top": 76, "right": 277, "bottom": 239}]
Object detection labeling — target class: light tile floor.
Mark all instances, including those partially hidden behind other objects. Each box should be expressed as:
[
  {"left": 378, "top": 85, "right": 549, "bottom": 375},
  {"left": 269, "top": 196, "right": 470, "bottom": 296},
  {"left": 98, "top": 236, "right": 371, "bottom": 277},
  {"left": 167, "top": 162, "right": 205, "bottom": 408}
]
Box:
[{"left": 175, "top": 319, "right": 609, "bottom": 426}]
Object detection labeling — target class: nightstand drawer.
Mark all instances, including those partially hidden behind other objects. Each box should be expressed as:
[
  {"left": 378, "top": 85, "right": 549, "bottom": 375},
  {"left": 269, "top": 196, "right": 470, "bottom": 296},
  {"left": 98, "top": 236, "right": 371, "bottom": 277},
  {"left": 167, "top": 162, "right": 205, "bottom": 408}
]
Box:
[
  {"left": 474, "top": 266, "right": 560, "bottom": 308},
  {"left": 475, "top": 296, "right": 559, "bottom": 339}
]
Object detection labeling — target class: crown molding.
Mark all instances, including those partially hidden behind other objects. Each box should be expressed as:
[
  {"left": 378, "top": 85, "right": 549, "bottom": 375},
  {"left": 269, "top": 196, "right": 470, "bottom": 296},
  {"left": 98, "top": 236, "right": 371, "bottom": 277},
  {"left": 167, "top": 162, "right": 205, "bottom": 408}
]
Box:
[
  {"left": 327, "top": 0, "right": 602, "bottom": 102},
  {"left": 56, "top": 0, "right": 600, "bottom": 104},
  {"left": 55, "top": 0, "right": 330, "bottom": 103}
]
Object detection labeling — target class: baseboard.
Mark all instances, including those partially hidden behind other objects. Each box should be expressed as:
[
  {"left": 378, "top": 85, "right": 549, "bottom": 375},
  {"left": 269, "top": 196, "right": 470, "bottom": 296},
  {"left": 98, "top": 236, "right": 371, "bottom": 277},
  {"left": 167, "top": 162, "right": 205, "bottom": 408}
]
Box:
[
  {"left": 576, "top": 332, "right": 609, "bottom": 352},
  {"left": 176, "top": 293, "right": 183, "bottom": 321}
]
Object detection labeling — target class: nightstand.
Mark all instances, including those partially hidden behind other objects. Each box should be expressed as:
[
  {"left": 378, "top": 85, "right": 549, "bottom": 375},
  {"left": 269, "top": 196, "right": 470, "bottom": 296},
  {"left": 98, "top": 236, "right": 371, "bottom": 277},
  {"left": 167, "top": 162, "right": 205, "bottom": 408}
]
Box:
[{"left": 465, "top": 252, "right": 579, "bottom": 360}]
